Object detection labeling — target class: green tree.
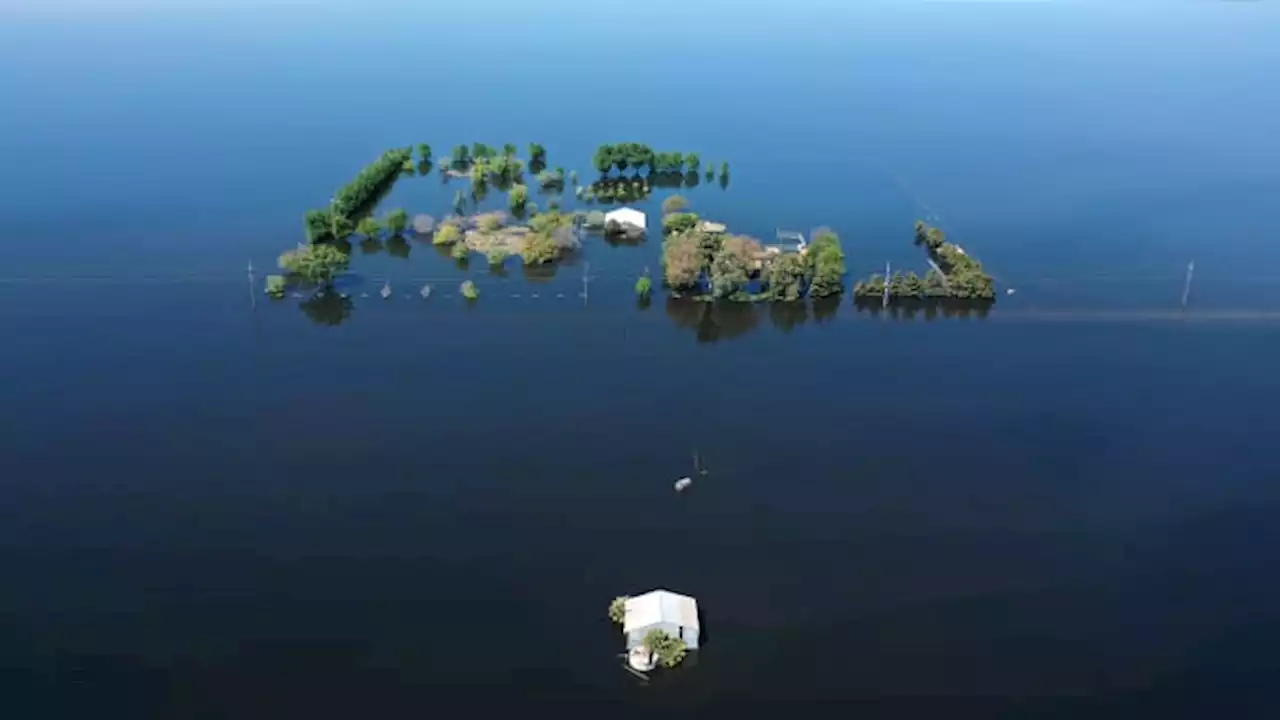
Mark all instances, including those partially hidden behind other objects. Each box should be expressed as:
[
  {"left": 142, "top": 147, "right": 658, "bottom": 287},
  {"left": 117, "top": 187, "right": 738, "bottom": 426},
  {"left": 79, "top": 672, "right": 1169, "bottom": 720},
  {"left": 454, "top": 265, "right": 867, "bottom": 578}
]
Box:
[
  {"left": 434, "top": 222, "right": 462, "bottom": 246},
  {"left": 487, "top": 248, "right": 507, "bottom": 266},
  {"left": 264, "top": 274, "right": 286, "bottom": 298},
  {"left": 608, "top": 596, "right": 628, "bottom": 624},
  {"left": 508, "top": 184, "right": 529, "bottom": 212},
  {"left": 642, "top": 629, "right": 688, "bottom": 669},
  {"left": 451, "top": 239, "right": 470, "bottom": 261},
  {"left": 635, "top": 274, "right": 653, "bottom": 299},
  {"left": 662, "top": 194, "right": 689, "bottom": 216},
  {"left": 451, "top": 145, "right": 470, "bottom": 167},
  {"left": 304, "top": 209, "right": 332, "bottom": 243},
  {"left": 685, "top": 153, "right": 700, "bottom": 173},
  {"left": 384, "top": 208, "right": 409, "bottom": 235},
  {"left": 806, "top": 228, "right": 846, "bottom": 298},
  {"left": 662, "top": 232, "right": 703, "bottom": 292},
  {"left": 528, "top": 142, "right": 547, "bottom": 167},
  {"left": 356, "top": 216, "right": 382, "bottom": 238},
  {"left": 478, "top": 213, "right": 503, "bottom": 233},
  {"left": 278, "top": 243, "right": 350, "bottom": 285},
  {"left": 766, "top": 253, "right": 807, "bottom": 301},
  {"left": 593, "top": 145, "right": 614, "bottom": 175},
  {"left": 663, "top": 212, "right": 700, "bottom": 236},
  {"left": 719, "top": 161, "right": 730, "bottom": 180},
  {"left": 460, "top": 280, "right": 479, "bottom": 300},
  {"left": 417, "top": 143, "right": 432, "bottom": 163}
]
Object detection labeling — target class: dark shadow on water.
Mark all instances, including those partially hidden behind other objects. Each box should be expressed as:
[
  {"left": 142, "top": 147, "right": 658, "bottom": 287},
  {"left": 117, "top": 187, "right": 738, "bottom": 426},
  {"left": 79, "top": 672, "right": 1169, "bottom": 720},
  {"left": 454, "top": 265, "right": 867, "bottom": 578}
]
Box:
[
  {"left": 636, "top": 296, "right": 652, "bottom": 311},
  {"left": 812, "top": 296, "right": 841, "bottom": 324},
  {"left": 359, "top": 237, "right": 384, "bottom": 255},
  {"left": 299, "top": 291, "right": 353, "bottom": 327},
  {"left": 487, "top": 262, "right": 509, "bottom": 279},
  {"left": 683, "top": 170, "right": 701, "bottom": 189},
  {"left": 521, "top": 262, "right": 559, "bottom": 284},
  {"left": 852, "top": 296, "right": 993, "bottom": 321},
  {"left": 665, "top": 297, "right": 761, "bottom": 344},
  {"left": 768, "top": 300, "right": 809, "bottom": 333},
  {"left": 385, "top": 235, "right": 411, "bottom": 259}
]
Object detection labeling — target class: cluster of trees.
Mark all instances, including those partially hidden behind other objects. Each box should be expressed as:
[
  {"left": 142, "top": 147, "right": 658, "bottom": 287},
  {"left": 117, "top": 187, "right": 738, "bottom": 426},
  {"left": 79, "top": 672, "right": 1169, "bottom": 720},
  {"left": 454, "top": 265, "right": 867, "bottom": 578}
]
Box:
[
  {"left": 521, "top": 210, "right": 580, "bottom": 265},
  {"left": 277, "top": 243, "right": 350, "bottom": 286},
  {"left": 304, "top": 147, "right": 413, "bottom": 243},
  {"left": 853, "top": 269, "right": 950, "bottom": 298},
  {"left": 661, "top": 214, "right": 847, "bottom": 302},
  {"left": 584, "top": 177, "right": 651, "bottom": 204},
  {"left": 354, "top": 208, "right": 409, "bottom": 239},
  {"left": 854, "top": 221, "right": 996, "bottom": 300},
  {"left": 592, "top": 144, "right": 707, "bottom": 177},
  {"left": 536, "top": 167, "right": 565, "bottom": 191}
]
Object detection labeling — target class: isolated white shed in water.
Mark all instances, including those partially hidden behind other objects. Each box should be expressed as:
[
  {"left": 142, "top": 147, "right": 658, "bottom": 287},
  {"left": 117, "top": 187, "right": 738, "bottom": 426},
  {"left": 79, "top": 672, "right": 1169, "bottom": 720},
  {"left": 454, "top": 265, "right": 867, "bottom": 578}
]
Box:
[
  {"left": 623, "top": 589, "right": 700, "bottom": 651},
  {"left": 605, "top": 207, "right": 647, "bottom": 231}
]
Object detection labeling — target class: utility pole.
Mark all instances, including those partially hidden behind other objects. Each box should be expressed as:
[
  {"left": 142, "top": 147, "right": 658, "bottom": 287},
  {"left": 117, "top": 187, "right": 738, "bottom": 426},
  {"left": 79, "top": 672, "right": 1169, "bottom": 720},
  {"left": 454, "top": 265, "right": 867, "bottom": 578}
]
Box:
[
  {"left": 247, "top": 259, "right": 256, "bottom": 310},
  {"left": 1181, "top": 260, "right": 1195, "bottom": 310},
  {"left": 882, "top": 261, "right": 891, "bottom": 310}
]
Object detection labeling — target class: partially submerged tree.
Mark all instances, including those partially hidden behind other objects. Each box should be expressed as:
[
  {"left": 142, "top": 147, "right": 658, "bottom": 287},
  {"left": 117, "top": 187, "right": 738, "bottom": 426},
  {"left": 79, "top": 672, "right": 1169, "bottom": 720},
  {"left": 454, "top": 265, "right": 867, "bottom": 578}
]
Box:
[
  {"left": 662, "top": 232, "right": 704, "bottom": 293},
  {"left": 450, "top": 239, "right": 470, "bottom": 261},
  {"left": 766, "top": 252, "right": 807, "bottom": 301},
  {"left": 608, "top": 596, "right": 628, "bottom": 625},
  {"left": 642, "top": 629, "right": 688, "bottom": 669},
  {"left": 460, "top": 280, "right": 479, "bottom": 300},
  {"left": 356, "top": 216, "right": 381, "bottom": 238},
  {"left": 806, "top": 228, "right": 846, "bottom": 298},
  {"left": 417, "top": 143, "right": 432, "bottom": 164},
  {"left": 662, "top": 212, "right": 700, "bottom": 236},
  {"left": 384, "top": 208, "right": 409, "bottom": 235},
  {"left": 434, "top": 222, "right": 462, "bottom": 246},
  {"left": 661, "top": 194, "right": 689, "bottom": 216},
  {"left": 264, "top": 274, "right": 286, "bottom": 298},
  {"left": 508, "top": 184, "right": 529, "bottom": 212},
  {"left": 278, "top": 243, "right": 350, "bottom": 286}
]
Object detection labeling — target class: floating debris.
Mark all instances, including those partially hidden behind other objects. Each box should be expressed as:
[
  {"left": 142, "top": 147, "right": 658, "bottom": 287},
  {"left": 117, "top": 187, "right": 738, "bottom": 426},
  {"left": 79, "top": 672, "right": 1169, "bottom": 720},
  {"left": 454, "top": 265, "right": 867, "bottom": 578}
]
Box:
[
  {"left": 420, "top": 283, "right": 432, "bottom": 299},
  {"left": 1006, "top": 287, "right": 1016, "bottom": 296},
  {"left": 674, "top": 477, "right": 693, "bottom": 492},
  {"left": 380, "top": 281, "right": 392, "bottom": 299}
]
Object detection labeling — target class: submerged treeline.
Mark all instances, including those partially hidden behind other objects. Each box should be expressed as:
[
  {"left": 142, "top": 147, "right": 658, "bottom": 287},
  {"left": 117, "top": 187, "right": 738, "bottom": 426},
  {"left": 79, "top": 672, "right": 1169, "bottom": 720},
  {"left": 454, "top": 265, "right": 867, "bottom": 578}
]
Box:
[
  {"left": 852, "top": 221, "right": 996, "bottom": 301},
  {"left": 303, "top": 147, "right": 412, "bottom": 244},
  {"left": 659, "top": 209, "right": 844, "bottom": 302}
]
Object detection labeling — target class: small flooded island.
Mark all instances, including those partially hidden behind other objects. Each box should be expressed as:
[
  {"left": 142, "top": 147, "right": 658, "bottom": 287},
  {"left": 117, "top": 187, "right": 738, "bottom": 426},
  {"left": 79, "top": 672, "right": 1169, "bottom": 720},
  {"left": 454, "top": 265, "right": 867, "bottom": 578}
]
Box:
[{"left": 267, "top": 142, "right": 995, "bottom": 316}]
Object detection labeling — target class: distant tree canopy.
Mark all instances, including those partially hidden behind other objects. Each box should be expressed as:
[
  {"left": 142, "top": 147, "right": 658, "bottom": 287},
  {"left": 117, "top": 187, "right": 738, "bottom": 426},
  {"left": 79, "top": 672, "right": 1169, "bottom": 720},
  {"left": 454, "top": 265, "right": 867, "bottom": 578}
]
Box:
[
  {"left": 593, "top": 144, "right": 710, "bottom": 177},
  {"left": 528, "top": 142, "right": 547, "bottom": 169},
  {"left": 416, "top": 143, "right": 432, "bottom": 163},
  {"left": 766, "top": 253, "right": 807, "bottom": 301},
  {"left": 451, "top": 144, "right": 471, "bottom": 167}
]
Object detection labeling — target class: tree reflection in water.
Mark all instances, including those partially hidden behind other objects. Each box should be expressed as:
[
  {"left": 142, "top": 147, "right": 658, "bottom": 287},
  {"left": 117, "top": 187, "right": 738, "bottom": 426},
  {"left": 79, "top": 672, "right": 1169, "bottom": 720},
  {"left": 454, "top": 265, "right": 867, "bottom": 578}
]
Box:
[
  {"left": 665, "top": 297, "right": 761, "bottom": 344},
  {"left": 385, "top": 235, "right": 411, "bottom": 259},
  {"left": 812, "top": 296, "right": 840, "bottom": 324},
  {"left": 300, "top": 290, "right": 354, "bottom": 327},
  {"left": 767, "top": 300, "right": 809, "bottom": 333},
  {"left": 852, "top": 296, "right": 992, "bottom": 320}
]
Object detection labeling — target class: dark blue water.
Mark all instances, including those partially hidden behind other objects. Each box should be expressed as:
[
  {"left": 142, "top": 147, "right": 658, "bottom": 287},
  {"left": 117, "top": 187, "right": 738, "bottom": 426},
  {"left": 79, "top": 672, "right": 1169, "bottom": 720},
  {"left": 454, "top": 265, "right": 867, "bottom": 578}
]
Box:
[{"left": 4, "top": 1, "right": 1280, "bottom": 716}]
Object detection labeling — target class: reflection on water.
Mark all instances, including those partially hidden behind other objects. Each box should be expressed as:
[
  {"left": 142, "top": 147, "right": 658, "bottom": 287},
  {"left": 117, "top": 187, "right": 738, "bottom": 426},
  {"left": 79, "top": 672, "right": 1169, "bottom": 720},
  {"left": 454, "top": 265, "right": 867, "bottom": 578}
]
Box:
[
  {"left": 359, "top": 237, "right": 384, "bottom": 255},
  {"left": 852, "top": 296, "right": 993, "bottom": 320},
  {"left": 299, "top": 291, "right": 354, "bottom": 327},
  {"left": 664, "top": 297, "right": 761, "bottom": 344},
  {"left": 521, "top": 262, "right": 559, "bottom": 284},
  {"left": 386, "top": 236, "right": 411, "bottom": 259}
]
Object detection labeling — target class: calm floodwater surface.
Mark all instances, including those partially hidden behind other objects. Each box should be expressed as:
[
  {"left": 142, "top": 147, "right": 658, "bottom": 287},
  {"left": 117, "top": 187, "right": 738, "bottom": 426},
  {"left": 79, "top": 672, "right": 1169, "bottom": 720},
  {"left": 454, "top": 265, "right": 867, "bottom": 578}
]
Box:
[{"left": 3, "top": 1, "right": 1280, "bottom": 716}]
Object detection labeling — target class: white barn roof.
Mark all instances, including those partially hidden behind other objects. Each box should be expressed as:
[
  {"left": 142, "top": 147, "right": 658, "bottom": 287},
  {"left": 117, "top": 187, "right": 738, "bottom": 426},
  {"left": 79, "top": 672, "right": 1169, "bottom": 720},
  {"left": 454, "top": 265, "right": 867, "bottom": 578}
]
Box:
[
  {"left": 623, "top": 589, "right": 699, "bottom": 633},
  {"left": 605, "top": 207, "right": 646, "bottom": 230}
]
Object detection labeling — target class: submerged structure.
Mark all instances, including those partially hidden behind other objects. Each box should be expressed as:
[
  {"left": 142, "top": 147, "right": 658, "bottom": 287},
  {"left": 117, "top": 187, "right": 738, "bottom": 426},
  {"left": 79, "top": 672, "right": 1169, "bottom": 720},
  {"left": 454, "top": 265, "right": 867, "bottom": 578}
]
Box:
[
  {"left": 621, "top": 589, "right": 700, "bottom": 671},
  {"left": 605, "top": 207, "right": 647, "bottom": 231}
]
